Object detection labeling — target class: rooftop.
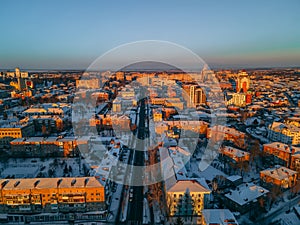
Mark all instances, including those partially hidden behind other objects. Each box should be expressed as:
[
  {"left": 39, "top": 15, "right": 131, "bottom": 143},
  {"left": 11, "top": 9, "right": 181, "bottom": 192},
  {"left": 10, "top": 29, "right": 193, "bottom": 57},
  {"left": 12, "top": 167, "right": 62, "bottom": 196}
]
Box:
[
  {"left": 168, "top": 179, "right": 211, "bottom": 193},
  {"left": 221, "top": 146, "right": 250, "bottom": 159},
  {"left": 202, "top": 209, "right": 239, "bottom": 225},
  {"left": 225, "top": 183, "right": 269, "bottom": 206},
  {"left": 263, "top": 142, "right": 300, "bottom": 154},
  {"left": 260, "top": 166, "right": 297, "bottom": 180},
  {"left": 0, "top": 177, "right": 103, "bottom": 190},
  {"left": 210, "top": 125, "right": 245, "bottom": 137}
]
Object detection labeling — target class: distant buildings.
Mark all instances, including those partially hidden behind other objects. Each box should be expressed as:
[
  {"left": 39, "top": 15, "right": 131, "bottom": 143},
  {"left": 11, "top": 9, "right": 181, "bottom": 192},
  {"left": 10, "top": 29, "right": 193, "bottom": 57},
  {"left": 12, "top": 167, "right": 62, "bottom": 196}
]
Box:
[
  {"left": 6, "top": 67, "right": 29, "bottom": 79},
  {"left": 236, "top": 70, "right": 250, "bottom": 93},
  {"left": 0, "top": 122, "right": 34, "bottom": 149},
  {"left": 6, "top": 68, "right": 29, "bottom": 91},
  {"left": 112, "top": 97, "right": 137, "bottom": 112},
  {"left": 76, "top": 78, "right": 100, "bottom": 89},
  {"left": 0, "top": 177, "right": 105, "bottom": 214},
  {"left": 226, "top": 92, "right": 252, "bottom": 107},
  {"left": 224, "top": 70, "right": 252, "bottom": 107},
  {"left": 23, "top": 103, "right": 71, "bottom": 117},
  {"left": 150, "top": 97, "right": 184, "bottom": 110},
  {"left": 207, "top": 125, "right": 247, "bottom": 149},
  {"left": 154, "top": 120, "right": 208, "bottom": 136},
  {"left": 260, "top": 165, "right": 297, "bottom": 189},
  {"left": 189, "top": 85, "right": 206, "bottom": 106}
]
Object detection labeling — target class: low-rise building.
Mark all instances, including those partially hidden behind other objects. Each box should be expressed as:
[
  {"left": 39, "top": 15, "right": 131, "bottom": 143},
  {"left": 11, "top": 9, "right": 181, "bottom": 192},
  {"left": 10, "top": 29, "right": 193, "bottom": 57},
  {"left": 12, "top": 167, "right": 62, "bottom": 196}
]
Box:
[
  {"left": 268, "top": 122, "right": 300, "bottom": 145},
  {"left": 112, "top": 97, "right": 137, "bottom": 112},
  {"left": 224, "top": 183, "right": 269, "bottom": 214},
  {"left": 202, "top": 209, "right": 239, "bottom": 225},
  {"left": 10, "top": 137, "right": 84, "bottom": 157},
  {"left": 31, "top": 115, "right": 65, "bottom": 133},
  {"left": 263, "top": 142, "right": 300, "bottom": 167},
  {"left": 260, "top": 166, "right": 297, "bottom": 189},
  {"left": 226, "top": 92, "right": 246, "bottom": 107},
  {"left": 291, "top": 152, "right": 300, "bottom": 177},
  {"left": 155, "top": 120, "right": 208, "bottom": 136},
  {"left": 0, "top": 177, "right": 105, "bottom": 214},
  {"left": 220, "top": 146, "right": 250, "bottom": 163},
  {"left": 167, "top": 180, "right": 211, "bottom": 217},
  {"left": 207, "top": 125, "right": 247, "bottom": 149},
  {"left": 76, "top": 78, "right": 100, "bottom": 89},
  {"left": 0, "top": 122, "right": 34, "bottom": 149}
]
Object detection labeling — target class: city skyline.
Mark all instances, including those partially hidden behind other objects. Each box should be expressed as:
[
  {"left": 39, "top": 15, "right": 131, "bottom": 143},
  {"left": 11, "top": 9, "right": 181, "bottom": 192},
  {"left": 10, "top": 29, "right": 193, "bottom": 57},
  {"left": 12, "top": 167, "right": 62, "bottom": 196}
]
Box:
[{"left": 1, "top": 0, "right": 300, "bottom": 69}]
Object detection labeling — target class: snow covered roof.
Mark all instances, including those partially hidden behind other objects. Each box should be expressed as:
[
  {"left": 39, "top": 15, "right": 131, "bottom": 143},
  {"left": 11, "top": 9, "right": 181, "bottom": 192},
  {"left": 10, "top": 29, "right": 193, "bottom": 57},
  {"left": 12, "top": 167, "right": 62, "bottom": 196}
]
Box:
[
  {"left": 221, "top": 146, "right": 250, "bottom": 159},
  {"left": 0, "top": 177, "right": 103, "bottom": 190},
  {"left": 210, "top": 125, "right": 245, "bottom": 137},
  {"left": 197, "top": 165, "right": 227, "bottom": 182},
  {"left": 263, "top": 142, "right": 300, "bottom": 154},
  {"left": 225, "top": 183, "right": 269, "bottom": 206},
  {"left": 260, "top": 166, "right": 297, "bottom": 180},
  {"left": 202, "top": 209, "right": 239, "bottom": 225},
  {"left": 227, "top": 175, "right": 242, "bottom": 182},
  {"left": 168, "top": 179, "right": 210, "bottom": 193},
  {"left": 269, "top": 122, "right": 300, "bottom": 132}
]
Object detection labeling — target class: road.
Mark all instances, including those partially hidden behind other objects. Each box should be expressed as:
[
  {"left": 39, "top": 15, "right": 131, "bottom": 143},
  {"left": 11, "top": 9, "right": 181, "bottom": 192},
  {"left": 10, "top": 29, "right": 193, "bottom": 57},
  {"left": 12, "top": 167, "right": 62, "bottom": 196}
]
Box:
[
  {"left": 255, "top": 195, "right": 300, "bottom": 225},
  {"left": 125, "top": 97, "right": 148, "bottom": 225},
  {"left": 115, "top": 96, "right": 166, "bottom": 224}
]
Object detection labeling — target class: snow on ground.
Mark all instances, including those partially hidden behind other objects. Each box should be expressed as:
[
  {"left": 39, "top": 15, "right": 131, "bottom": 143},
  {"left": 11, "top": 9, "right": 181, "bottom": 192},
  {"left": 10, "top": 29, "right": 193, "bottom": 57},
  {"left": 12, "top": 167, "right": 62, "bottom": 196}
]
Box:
[
  {"left": 0, "top": 157, "right": 85, "bottom": 179},
  {"left": 271, "top": 211, "right": 300, "bottom": 225},
  {"left": 190, "top": 161, "right": 227, "bottom": 182}
]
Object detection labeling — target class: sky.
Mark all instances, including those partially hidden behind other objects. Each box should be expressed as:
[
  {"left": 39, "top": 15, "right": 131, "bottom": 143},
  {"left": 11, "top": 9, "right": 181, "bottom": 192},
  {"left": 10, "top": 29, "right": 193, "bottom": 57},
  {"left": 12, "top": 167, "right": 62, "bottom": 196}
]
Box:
[{"left": 0, "top": 0, "right": 299, "bottom": 70}]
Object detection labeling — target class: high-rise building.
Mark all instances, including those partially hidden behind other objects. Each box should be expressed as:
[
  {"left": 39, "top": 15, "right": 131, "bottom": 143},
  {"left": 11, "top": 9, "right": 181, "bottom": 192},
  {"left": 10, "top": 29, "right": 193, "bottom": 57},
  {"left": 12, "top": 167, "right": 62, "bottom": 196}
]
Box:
[
  {"left": 189, "top": 85, "right": 206, "bottom": 106},
  {"left": 236, "top": 70, "right": 250, "bottom": 93}
]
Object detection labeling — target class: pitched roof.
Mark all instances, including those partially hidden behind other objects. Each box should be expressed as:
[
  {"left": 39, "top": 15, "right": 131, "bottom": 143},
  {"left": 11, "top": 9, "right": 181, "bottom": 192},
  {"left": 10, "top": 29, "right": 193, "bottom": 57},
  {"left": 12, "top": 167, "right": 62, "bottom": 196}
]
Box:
[
  {"left": 260, "top": 166, "right": 297, "bottom": 180},
  {"left": 168, "top": 179, "right": 210, "bottom": 193},
  {"left": 225, "top": 183, "right": 269, "bottom": 206}
]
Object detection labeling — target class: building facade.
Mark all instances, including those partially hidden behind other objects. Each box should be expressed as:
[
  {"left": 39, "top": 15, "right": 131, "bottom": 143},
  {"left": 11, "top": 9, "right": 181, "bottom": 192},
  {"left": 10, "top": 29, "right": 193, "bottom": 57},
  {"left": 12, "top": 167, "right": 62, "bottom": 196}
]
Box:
[
  {"left": 167, "top": 180, "right": 211, "bottom": 217},
  {"left": 268, "top": 122, "right": 300, "bottom": 145},
  {"left": 260, "top": 166, "right": 297, "bottom": 189},
  {"left": 0, "top": 177, "right": 105, "bottom": 214},
  {"left": 10, "top": 137, "right": 84, "bottom": 157}
]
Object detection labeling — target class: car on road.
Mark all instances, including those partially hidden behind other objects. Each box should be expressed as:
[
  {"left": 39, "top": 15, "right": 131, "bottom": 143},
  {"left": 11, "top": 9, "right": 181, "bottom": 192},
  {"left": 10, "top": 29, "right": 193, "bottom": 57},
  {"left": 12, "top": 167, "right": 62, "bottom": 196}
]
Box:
[{"left": 129, "top": 188, "right": 134, "bottom": 201}]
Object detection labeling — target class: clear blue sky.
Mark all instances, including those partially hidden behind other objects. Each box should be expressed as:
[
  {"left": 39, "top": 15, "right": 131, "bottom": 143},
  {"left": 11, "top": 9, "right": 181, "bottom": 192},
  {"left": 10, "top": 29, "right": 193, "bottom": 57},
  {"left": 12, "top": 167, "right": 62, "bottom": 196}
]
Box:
[{"left": 0, "top": 0, "right": 299, "bottom": 69}]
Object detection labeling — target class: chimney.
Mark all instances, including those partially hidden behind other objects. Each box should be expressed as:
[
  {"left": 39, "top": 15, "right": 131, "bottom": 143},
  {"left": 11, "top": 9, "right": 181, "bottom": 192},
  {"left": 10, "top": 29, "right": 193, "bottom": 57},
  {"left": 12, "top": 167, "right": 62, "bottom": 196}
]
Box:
[
  {"left": 14, "top": 181, "right": 20, "bottom": 188},
  {"left": 71, "top": 179, "right": 76, "bottom": 186},
  {"left": 57, "top": 178, "right": 62, "bottom": 188},
  {"left": 84, "top": 178, "right": 89, "bottom": 187},
  {"left": 34, "top": 180, "right": 40, "bottom": 188}
]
